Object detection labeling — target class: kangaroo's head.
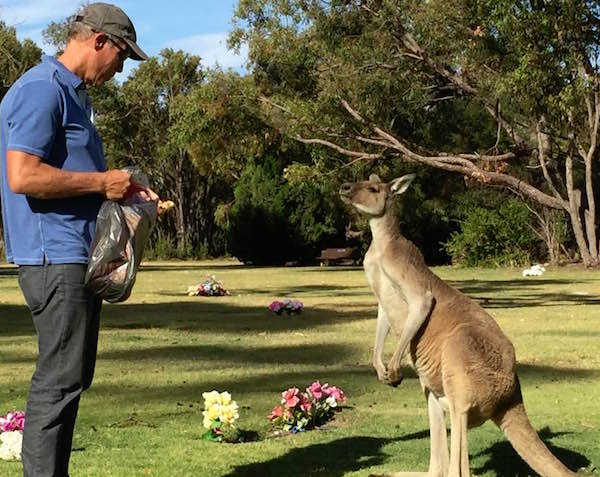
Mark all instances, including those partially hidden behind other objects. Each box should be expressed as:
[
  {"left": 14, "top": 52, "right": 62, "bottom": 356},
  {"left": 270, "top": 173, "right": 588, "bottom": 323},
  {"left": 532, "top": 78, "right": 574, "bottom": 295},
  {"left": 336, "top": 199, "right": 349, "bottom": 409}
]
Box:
[{"left": 339, "top": 174, "right": 416, "bottom": 217}]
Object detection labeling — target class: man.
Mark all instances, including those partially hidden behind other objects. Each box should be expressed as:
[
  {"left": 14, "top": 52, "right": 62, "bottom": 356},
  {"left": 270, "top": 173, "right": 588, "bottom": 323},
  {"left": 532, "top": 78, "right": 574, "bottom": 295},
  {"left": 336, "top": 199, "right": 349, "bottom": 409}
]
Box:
[{"left": 0, "top": 3, "right": 148, "bottom": 476}]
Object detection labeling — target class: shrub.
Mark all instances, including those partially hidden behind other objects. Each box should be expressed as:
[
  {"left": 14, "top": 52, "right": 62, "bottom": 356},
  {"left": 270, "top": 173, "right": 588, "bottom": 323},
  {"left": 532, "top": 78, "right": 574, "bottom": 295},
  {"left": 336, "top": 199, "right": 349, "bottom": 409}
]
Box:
[
  {"left": 444, "top": 199, "right": 536, "bottom": 267},
  {"left": 225, "top": 156, "right": 346, "bottom": 265}
]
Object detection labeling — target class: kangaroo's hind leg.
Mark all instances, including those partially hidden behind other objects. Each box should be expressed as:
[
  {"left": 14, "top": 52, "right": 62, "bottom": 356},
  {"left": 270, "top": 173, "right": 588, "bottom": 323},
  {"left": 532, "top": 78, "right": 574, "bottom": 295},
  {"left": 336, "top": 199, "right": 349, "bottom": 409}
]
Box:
[
  {"left": 427, "top": 389, "right": 449, "bottom": 477},
  {"left": 368, "top": 389, "right": 449, "bottom": 477}
]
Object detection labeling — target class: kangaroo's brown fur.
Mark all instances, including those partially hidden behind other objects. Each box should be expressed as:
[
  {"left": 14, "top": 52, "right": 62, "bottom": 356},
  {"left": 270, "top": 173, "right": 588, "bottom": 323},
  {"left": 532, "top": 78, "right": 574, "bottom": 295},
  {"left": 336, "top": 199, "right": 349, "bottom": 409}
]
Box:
[{"left": 339, "top": 174, "right": 577, "bottom": 477}]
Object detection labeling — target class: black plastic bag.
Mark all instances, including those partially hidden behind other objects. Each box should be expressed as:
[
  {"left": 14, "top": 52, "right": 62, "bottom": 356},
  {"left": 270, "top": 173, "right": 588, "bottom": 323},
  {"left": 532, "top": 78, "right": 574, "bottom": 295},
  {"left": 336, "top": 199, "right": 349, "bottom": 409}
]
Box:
[{"left": 85, "top": 169, "right": 157, "bottom": 303}]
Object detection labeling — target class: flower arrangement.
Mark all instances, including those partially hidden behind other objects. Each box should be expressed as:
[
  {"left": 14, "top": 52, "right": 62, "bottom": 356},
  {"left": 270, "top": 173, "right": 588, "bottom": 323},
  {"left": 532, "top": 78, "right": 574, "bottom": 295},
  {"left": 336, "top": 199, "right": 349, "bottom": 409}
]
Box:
[
  {"left": 188, "top": 275, "right": 230, "bottom": 297},
  {"left": 268, "top": 381, "right": 346, "bottom": 433},
  {"left": 201, "top": 391, "right": 239, "bottom": 442},
  {"left": 0, "top": 411, "right": 25, "bottom": 461},
  {"left": 269, "top": 299, "right": 303, "bottom": 315}
]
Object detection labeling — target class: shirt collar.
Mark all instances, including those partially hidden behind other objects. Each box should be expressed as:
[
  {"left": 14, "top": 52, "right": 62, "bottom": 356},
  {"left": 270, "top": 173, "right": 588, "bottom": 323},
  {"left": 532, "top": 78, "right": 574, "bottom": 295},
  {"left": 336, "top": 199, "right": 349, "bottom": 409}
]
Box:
[{"left": 42, "top": 54, "right": 84, "bottom": 90}]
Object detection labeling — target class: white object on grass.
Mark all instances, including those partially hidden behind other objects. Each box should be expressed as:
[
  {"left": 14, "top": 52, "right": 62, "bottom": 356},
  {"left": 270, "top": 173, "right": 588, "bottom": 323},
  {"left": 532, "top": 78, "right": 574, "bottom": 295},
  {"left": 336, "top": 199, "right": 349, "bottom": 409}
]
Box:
[
  {"left": 0, "top": 431, "right": 22, "bottom": 461},
  {"left": 522, "top": 264, "right": 546, "bottom": 277}
]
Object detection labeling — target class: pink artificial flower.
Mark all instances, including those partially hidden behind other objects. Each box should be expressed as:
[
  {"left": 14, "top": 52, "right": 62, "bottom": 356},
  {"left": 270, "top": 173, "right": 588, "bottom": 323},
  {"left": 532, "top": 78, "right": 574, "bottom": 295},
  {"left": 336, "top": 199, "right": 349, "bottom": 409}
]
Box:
[
  {"left": 269, "top": 301, "right": 283, "bottom": 312},
  {"left": 323, "top": 385, "right": 346, "bottom": 403},
  {"left": 0, "top": 411, "right": 25, "bottom": 432},
  {"left": 268, "top": 405, "right": 284, "bottom": 420},
  {"left": 307, "top": 381, "right": 324, "bottom": 400},
  {"left": 299, "top": 393, "right": 312, "bottom": 413},
  {"left": 281, "top": 387, "right": 301, "bottom": 408}
]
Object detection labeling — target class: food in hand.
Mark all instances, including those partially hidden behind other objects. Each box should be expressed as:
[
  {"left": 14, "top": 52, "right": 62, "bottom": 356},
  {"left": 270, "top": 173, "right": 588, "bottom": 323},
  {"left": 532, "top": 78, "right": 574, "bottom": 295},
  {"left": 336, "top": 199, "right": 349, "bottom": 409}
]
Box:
[{"left": 158, "top": 200, "right": 175, "bottom": 214}]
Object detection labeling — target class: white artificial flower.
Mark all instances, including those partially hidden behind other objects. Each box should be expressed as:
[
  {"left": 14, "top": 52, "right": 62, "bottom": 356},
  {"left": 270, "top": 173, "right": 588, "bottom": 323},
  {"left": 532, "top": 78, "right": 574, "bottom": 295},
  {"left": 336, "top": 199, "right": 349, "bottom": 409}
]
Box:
[
  {"left": 202, "top": 390, "right": 221, "bottom": 408},
  {"left": 0, "top": 431, "right": 23, "bottom": 461},
  {"left": 219, "top": 392, "right": 232, "bottom": 405},
  {"left": 522, "top": 264, "right": 545, "bottom": 277},
  {"left": 326, "top": 396, "right": 337, "bottom": 408}
]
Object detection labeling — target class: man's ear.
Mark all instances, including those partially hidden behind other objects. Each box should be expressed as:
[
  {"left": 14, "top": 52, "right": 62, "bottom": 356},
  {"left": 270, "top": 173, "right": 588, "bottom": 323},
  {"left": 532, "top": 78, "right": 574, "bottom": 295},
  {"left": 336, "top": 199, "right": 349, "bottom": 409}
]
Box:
[
  {"left": 389, "top": 174, "right": 416, "bottom": 195},
  {"left": 94, "top": 33, "right": 107, "bottom": 49},
  {"left": 369, "top": 174, "right": 382, "bottom": 183}
]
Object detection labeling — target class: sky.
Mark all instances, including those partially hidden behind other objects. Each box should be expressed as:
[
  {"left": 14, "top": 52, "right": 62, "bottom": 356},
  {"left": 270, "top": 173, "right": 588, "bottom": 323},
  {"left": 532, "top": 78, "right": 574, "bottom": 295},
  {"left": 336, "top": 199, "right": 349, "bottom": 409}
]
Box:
[{"left": 0, "top": 0, "right": 249, "bottom": 81}]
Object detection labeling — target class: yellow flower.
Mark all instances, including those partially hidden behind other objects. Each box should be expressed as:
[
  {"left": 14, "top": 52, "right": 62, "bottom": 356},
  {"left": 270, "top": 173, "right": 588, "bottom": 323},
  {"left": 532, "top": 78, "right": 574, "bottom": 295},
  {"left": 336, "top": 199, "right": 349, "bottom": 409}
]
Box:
[
  {"left": 206, "top": 404, "right": 221, "bottom": 421},
  {"left": 219, "top": 402, "right": 239, "bottom": 425},
  {"left": 219, "top": 391, "right": 232, "bottom": 405},
  {"left": 202, "top": 391, "right": 220, "bottom": 408}
]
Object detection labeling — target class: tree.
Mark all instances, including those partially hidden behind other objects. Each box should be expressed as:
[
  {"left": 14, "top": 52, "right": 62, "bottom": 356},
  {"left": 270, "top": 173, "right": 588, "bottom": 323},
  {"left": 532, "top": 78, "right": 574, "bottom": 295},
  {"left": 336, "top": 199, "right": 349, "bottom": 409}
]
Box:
[
  {"left": 226, "top": 154, "right": 347, "bottom": 264},
  {"left": 169, "top": 70, "right": 279, "bottom": 254},
  {"left": 231, "top": 0, "right": 600, "bottom": 266},
  {"left": 94, "top": 49, "right": 207, "bottom": 253},
  {"left": 42, "top": 15, "right": 75, "bottom": 55},
  {"left": 0, "top": 21, "right": 41, "bottom": 98}
]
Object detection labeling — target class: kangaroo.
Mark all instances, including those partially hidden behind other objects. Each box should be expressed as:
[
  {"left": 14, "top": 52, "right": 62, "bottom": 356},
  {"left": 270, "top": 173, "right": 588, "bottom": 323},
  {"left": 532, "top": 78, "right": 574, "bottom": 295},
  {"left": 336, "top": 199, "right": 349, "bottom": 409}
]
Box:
[{"left": 339, "top": 174, "right": 577, "bottom": 477}]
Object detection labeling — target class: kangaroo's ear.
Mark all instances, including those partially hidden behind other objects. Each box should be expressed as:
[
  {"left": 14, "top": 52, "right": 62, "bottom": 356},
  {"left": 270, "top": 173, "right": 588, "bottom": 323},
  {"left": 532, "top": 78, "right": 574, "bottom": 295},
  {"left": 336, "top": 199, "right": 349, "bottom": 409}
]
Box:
[
  {"left": 369, "top": 174, "right": 382, "bottom": 183},
  {"left": 390, "top": 174, "right": 416, "bottom": 195}
]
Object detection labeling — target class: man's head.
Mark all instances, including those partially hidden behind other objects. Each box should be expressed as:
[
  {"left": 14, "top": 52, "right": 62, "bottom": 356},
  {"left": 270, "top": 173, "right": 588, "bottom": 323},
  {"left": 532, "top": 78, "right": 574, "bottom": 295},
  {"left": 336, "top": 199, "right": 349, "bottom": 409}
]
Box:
[{"left": 64, "top": 2, "right": 148, "bottom": 85}]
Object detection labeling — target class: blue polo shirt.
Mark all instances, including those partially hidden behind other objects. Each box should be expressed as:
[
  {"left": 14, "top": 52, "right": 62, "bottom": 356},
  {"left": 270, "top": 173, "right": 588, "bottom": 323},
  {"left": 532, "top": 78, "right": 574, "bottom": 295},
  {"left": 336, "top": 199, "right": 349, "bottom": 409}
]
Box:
[{"left": 0, "top": 55, "right": 106, "bottom": 265}]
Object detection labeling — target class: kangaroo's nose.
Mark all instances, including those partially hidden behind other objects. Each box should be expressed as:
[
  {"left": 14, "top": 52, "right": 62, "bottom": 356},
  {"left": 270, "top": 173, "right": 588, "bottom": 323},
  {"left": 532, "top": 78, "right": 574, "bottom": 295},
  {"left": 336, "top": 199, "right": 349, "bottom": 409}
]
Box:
[{"left": 339, "top": 183, "right": 352, "bottom": 195}]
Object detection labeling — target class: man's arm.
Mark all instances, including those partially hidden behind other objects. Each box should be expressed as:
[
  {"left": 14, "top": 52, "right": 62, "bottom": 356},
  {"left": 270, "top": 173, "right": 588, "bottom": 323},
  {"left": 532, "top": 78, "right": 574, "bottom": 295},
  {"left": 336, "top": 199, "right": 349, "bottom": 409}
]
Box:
[{"left": 7, "top": 150, "right": 131, "bottom": 200}]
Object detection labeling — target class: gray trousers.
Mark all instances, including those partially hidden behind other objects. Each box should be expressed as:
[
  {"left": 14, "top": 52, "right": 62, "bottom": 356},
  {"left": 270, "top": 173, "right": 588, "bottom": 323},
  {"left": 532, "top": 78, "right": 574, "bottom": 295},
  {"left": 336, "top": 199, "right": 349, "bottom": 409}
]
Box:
[{"left": 18, "top": 264, "right": 102, "bottom": 477}]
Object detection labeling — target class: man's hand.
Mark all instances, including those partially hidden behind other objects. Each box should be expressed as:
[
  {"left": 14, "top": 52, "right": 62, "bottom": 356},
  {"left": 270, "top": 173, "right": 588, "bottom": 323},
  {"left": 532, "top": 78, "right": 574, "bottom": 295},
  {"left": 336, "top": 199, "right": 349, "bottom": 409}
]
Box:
[{"left": 102, "top": 170, "right": 132, "bottom": 200}]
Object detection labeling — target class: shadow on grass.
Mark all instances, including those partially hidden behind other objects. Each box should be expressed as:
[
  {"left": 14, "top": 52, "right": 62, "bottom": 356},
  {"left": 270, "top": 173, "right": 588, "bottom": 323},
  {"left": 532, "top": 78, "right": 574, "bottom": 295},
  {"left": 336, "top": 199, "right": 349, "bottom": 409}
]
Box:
[
  {"left": 91, "top": 367, "right": 376, "bottom": 401},
  {"left": 156, "top": 284, "right": 373, "bottom": 298},
  {"left": 448, "top": 278, "right": 600, "bottom": 309},
  {"left": 473, "top": 427, "right": 590, "bottom": 476},
  {"left": 378, "top": 427, "right": 589, "bottom": 477},
  {"left": 222, "top": 436, "right": 391, "bottom": 477},
  {"left": 74, "top": 362, "right": 597, "bottom": 406},
  {"left": 0, "top": 304, "right": 34, "bottom": 336},
  {"left": 516, "top": 363, "right": 599, "bottom": 382},
  {"left": 0, "top": 301, "right": 372, "bottom": 338},
  {"left": 97, "top": 343, "right": 354, "bottom": 365},
  {"left": 138, "top": 264, "right": 363, "bottom": 272},
  {"left": 99, "top": 302, "right": 372, "bottom": 333},
  {"left": 139, "top": 264, "right": 270, "bottom": 272},
  {"left": 0, "top": 268, "right": 17, "bottom": 277},
  {"left": 218, "top": 427, "right": 589, "bottom": 477}
]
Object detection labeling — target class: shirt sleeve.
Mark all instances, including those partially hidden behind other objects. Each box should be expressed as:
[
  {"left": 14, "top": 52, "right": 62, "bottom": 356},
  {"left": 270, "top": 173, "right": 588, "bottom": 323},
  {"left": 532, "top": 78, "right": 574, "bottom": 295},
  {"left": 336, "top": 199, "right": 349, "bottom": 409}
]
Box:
[{"left": 5, "top": 80, "right": 63, "bottom": 160}]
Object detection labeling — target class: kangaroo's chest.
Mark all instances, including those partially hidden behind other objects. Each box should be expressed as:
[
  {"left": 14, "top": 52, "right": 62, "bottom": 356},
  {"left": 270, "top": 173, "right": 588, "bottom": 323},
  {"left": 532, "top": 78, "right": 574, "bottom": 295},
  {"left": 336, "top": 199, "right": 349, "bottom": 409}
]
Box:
[{"left": 364, "top": 246, "right": 408, "bottom": 317}]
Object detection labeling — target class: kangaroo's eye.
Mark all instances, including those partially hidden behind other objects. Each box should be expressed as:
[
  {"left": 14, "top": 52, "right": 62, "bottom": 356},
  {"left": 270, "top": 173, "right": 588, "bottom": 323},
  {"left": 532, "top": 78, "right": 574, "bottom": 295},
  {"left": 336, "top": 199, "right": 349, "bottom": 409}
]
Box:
[{"left": 367, "top": 186, "right": 379, "bottom": 193}]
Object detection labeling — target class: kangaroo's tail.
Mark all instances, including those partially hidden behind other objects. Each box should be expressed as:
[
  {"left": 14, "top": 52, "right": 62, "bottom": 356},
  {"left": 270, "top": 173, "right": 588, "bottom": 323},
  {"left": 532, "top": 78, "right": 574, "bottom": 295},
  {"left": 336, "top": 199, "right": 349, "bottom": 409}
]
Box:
[{"left": 492, "top": 379, "right": 577, "bottom": 477}]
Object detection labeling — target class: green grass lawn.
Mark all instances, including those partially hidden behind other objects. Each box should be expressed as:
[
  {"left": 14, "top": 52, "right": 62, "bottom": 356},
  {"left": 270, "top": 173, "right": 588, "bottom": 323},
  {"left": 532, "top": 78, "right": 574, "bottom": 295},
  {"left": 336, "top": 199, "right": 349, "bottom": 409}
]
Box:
[{"left": 1, "top": 261, "right": 599, "bottom": 476}]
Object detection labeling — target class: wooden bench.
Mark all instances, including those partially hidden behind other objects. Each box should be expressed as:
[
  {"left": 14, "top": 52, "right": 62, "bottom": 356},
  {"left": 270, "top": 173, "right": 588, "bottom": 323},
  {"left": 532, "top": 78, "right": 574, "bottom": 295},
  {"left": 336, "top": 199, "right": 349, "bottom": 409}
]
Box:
[{"left": 317, "top": 247, "right": 360, "bottom": 266}]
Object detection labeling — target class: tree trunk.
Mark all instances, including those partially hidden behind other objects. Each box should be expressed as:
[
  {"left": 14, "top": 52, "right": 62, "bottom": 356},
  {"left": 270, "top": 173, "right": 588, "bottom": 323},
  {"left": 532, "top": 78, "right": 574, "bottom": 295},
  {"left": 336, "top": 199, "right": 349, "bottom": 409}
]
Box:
[
  {"left": 565, "top": 155, "right": 596, "bottom": 266},
  {"left": 174, "top": 149, "right": 187, "bottom": 253},
  {"left": 584, "top": 155, "right": 598, "bottom": 262}
]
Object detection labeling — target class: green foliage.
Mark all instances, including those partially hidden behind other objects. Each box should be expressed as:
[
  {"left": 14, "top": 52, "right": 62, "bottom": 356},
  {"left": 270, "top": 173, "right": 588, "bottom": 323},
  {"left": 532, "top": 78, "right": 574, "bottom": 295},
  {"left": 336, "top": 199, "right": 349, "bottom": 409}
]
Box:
[
  {"left": 445, "top": 198, "right": 536, "bottom": 267},
  {"left": 227, "top": 156, "right": 291, "bottom": 264},
  {"left": 226, "top": 155, "right": 346, "bottom": 264},
  {"left": 0, "top": 22, "right": 41, "bottom": 99},
  {"left": 231, "top": 0, "right": 600, "bottom": 266},
  {"left": 42, "top": 14, "right": 75, "bottom": 55}
]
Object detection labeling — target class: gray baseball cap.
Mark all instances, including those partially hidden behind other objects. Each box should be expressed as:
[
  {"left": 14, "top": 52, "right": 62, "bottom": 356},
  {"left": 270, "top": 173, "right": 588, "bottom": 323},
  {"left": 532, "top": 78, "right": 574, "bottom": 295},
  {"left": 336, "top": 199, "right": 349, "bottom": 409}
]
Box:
[{"left": 75, "top": 2, "right": 148, "bottom": 61}]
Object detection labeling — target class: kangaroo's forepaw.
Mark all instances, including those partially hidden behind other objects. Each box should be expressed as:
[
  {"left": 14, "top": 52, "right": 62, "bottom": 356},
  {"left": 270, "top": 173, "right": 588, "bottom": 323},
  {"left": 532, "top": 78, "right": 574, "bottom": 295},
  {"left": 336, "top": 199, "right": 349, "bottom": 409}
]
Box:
[
  {"left": 383, "top": 368, "right": 404, "bottom": 387},
  {"left": 374, "top": 363, "right": 388, "bottom": 383}
]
